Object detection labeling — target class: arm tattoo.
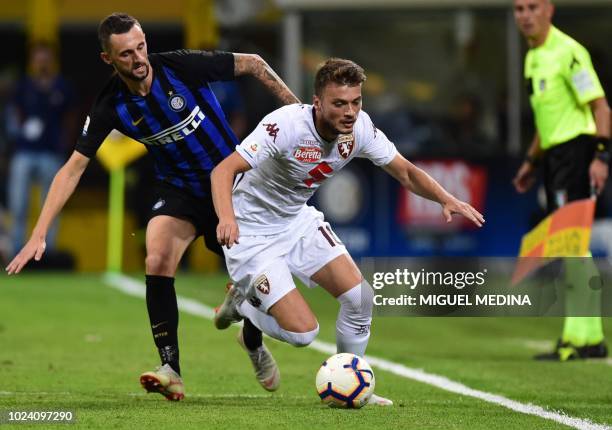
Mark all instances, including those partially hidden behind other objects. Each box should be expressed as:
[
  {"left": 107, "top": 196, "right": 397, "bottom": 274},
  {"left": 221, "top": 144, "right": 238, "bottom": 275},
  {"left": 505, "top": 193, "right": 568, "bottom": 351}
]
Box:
[
  {"left": 235, "top": 54, "right": 300, "bottom": 105},
  {"left": 262, "top": 67, "right": 299, "bottom": 104}
]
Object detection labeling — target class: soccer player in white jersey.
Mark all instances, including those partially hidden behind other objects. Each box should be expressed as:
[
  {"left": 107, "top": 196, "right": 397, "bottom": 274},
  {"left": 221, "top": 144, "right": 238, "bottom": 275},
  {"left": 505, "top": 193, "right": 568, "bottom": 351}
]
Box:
[{"left": 211, "top": 58, "right": 485, "bottom": 405}]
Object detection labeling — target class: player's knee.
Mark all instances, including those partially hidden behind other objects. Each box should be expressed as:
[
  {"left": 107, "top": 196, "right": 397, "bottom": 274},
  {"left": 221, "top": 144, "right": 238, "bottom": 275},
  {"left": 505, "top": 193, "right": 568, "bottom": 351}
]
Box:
[
  {"left": 145, "top": 252, "right": 174, "bottom": 275},
  {"left": 338, "top": 281, "right": 373, "bottom": 317},
  {"left": 283, "top": 323, "right": 319, "bottom": 347}
]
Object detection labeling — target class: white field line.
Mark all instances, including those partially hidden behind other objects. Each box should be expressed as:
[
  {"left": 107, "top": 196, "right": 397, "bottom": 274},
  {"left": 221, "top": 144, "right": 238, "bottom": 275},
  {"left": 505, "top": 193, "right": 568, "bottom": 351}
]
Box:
[
  {"left": 104, "top": 273, "right": 611, "bottom": 430},
  {"left": 518, "top": 339, "right": 553, "bottom": 352}
]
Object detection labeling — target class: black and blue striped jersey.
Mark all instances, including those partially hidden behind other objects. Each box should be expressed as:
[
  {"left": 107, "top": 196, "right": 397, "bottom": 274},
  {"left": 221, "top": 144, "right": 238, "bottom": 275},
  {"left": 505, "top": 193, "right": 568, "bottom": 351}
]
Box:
[{"left": 76, "top": 49, "right": 239, "bottom": 198}]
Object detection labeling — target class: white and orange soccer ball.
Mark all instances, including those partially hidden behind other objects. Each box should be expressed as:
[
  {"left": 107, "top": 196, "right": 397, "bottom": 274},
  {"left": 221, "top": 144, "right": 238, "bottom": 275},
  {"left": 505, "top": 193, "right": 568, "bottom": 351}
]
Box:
[{"left": 315, "top": 353, "right": 375, "bottom": 409}]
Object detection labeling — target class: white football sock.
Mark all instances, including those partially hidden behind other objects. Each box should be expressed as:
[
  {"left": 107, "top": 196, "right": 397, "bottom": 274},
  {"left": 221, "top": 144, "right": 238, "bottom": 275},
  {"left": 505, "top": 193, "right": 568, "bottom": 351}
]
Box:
[
  {"left": 336, "top": 281, "right": 374, "bottom": 357},
  {"left": 239, "top": 301, "right": 319, "bottom": 347}
]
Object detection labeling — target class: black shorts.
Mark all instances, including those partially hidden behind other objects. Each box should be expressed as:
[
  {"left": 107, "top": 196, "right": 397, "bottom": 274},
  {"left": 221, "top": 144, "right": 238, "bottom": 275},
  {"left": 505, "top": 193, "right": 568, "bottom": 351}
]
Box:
[
  {"left": 543, "top": 134, "right": 595, "bottom": 213},
  {"left": 148, "top": 182, "right": 222, "bottom": 256}
]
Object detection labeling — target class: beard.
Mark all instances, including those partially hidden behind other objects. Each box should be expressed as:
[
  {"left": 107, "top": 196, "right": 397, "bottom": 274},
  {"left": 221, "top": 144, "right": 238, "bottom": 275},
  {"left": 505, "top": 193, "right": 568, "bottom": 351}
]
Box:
[
  {"left": 317, "top": 112, "right": 345, "bottom": 137},
  {"left": 320, "top": 120, "right": 342, "bottom": 140},
  {"left": 116, "top": 62, "right": 149, "bottom": 82},
  {"left": 325, "top": 117, "right": 354, "bottom": 136},
  {"left": 313, "top": 106, "right": 356, "bottom": 141}
]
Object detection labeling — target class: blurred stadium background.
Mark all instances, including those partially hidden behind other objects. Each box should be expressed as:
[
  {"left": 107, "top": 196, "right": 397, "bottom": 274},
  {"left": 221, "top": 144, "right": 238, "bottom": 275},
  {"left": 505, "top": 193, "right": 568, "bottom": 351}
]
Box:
[{"left": 1, "top": 1, "right": 612, "bottom": 428}]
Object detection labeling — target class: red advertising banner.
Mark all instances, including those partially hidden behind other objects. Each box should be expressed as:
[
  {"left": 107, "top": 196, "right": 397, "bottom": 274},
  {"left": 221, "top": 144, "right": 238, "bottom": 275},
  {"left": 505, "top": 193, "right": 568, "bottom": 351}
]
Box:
[{"left": 397, "top": 160, "right": 487, "bottom": 231}]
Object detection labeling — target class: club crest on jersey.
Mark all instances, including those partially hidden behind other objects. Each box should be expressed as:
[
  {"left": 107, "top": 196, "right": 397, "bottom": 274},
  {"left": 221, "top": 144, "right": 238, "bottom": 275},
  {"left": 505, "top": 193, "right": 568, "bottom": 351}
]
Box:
[
  {"left": 169, "top": 94, "right": 186, "bottom": 112},
  {"left": 294, "top": 146, "right": 322, "bottom": 163},
  {"left": 254, "top": 274, "right": 270, "bottom": 295},
  {"left": 337, "top": 134, "right": 355, "bottom": 159}
]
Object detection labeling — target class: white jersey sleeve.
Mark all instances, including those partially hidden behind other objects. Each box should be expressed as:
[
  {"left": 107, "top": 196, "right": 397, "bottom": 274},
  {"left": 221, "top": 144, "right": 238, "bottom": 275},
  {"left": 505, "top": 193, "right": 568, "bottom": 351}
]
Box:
[
  {"left": 355, "top": 110, "right": 398, "bottom": 166},
  {"left": 235, "top": 106, "right": 295, "bottom": 168}
]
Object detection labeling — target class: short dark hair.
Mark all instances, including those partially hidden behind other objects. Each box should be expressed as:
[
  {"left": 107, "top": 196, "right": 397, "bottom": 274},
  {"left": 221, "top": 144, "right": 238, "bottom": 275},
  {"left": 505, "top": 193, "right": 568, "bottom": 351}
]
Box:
[
  {"left": 98, "top": 13, "right": 141, "bottom": 52},
  {"left": 314, "top": 58, "right": 366, "bottom": 96}
]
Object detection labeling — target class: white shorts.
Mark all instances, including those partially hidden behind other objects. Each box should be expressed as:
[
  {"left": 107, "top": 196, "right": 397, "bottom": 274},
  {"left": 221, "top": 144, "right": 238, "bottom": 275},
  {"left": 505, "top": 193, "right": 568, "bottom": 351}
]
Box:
[{"left": 223, "top": 206, "right": 348, "bottom": 312}]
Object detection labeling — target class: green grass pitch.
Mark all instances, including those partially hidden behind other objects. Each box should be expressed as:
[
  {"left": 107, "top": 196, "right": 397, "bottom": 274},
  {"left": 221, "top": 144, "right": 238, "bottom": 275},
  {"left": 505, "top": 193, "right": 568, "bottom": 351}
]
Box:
[{"left": 1, "top": 273, "right": 611, "bottom": 429}]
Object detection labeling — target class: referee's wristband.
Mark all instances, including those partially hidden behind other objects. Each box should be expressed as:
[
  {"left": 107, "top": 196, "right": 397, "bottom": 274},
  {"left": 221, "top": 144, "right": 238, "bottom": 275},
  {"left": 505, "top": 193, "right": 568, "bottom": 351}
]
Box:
[
  {"left": 594, "top": 136, "right": 611, "bottom": 164},
  {"left": 594, "top": 136, "right": 611, "bottom": 153}
]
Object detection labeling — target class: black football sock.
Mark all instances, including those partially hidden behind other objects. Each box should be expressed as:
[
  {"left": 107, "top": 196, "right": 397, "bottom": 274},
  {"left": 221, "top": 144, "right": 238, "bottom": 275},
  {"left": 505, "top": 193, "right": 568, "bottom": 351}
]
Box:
[
  {"left": 243, "top": 318, "right": 263, "bottom": 350},
  {"left": 146, "top": 275, "right": 180, "bottom": 375}
]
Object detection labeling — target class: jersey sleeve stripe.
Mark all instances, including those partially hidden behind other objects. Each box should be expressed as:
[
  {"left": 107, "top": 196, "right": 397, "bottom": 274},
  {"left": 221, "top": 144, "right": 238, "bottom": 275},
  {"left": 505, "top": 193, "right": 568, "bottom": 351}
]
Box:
[{"left": 235, "top": 145, "right": 258, "bottom": 168}]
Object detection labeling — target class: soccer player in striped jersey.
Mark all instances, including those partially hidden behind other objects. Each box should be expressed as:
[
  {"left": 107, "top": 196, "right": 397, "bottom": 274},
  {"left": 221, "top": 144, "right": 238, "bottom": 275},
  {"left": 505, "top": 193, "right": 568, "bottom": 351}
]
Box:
[{"left": 5, "top": 13, "right": 298, "bottom": 401}]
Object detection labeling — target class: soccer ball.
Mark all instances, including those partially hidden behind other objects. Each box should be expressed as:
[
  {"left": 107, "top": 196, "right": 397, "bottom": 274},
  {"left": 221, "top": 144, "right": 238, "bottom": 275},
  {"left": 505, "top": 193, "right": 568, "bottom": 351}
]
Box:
[{"left": 315, "top": 353, "right": 375, "bottom": 408}]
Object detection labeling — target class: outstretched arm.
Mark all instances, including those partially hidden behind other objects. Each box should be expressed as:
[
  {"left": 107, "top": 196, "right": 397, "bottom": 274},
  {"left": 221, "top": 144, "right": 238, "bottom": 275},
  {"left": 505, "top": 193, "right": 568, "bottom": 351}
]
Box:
[
  {"left": 382, "top": 154, "right": 484, "bottom": 227},
  {"left": 6, "top": 150, "right": 90, "bottom": 274},
  {"left": 233, "top": 53, "right": 300, "bottom": 105},
  {"left": 211, "top": 152, "right": 252, "bottom": 248}
]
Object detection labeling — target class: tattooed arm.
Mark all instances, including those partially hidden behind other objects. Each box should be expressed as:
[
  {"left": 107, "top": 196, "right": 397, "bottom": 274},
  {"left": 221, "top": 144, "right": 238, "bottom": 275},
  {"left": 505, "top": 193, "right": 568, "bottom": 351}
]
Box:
[{"left": 233, "top": 53, "right": 300, "bottom": 105}]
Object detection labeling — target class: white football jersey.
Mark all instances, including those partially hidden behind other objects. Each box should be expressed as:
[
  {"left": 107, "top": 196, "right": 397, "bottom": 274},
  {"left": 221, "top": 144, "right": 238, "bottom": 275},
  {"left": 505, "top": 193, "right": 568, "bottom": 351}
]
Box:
[{"left": 233, "top": 103, "right": 398, "bottom": 235}]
